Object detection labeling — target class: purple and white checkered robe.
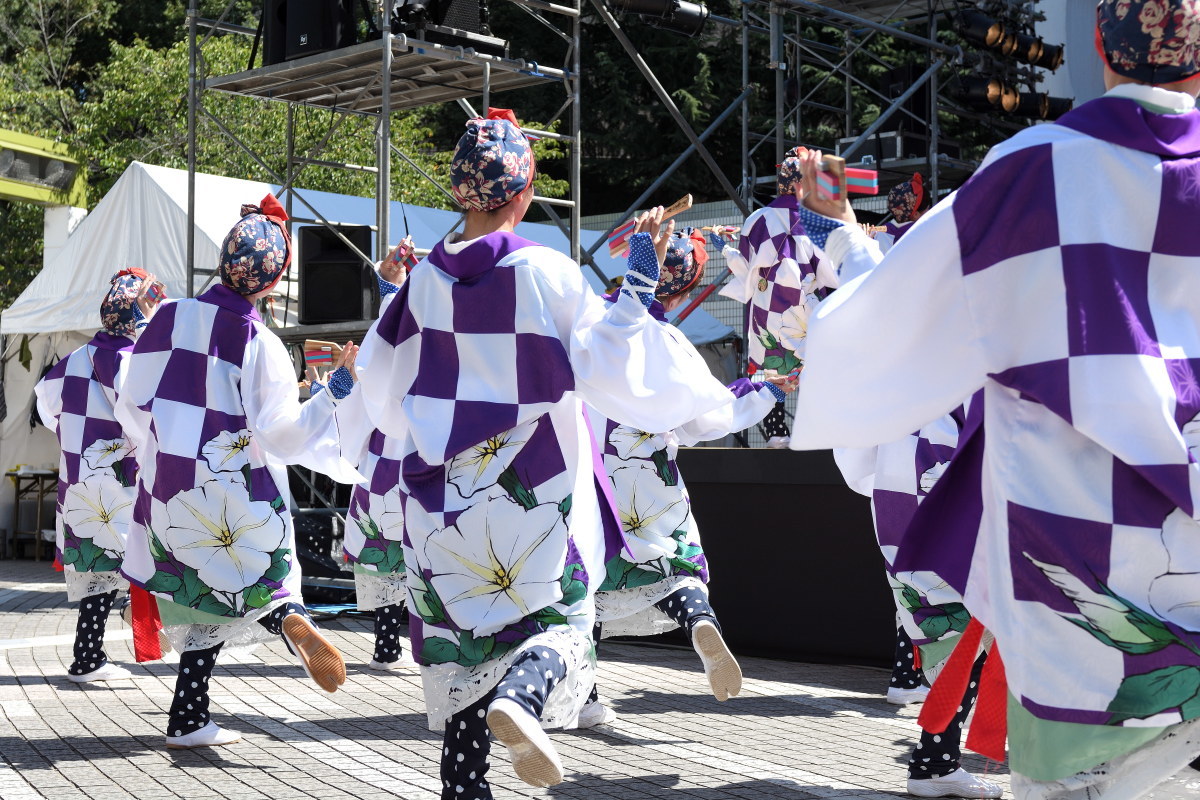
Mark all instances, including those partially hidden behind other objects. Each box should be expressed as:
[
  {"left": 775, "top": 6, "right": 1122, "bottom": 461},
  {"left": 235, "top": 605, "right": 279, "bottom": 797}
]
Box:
[
  {"left": 35, "top": 332, "right": 138, "bottom": 599},
  {"left": 719, "top": 195, "right": 839, "bottom": 374},
  {"left": 357, "top": 231, "right": 734, "bottom": 727},
  {"left": 835, "top": 400, "right": 977, "bottom": 674},
  {"left": 795, "top": 87, "right": 1200, "bottom": 779},
  {"left": 114, "top": 285, "right": 360, "bottom": 646}
]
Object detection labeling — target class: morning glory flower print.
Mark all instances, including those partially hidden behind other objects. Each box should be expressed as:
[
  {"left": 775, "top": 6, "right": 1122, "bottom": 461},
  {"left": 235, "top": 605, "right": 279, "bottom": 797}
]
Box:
[
  {"left": 609, "top": 425, "right": 667, "bottom": 461},
  {"left": 81, "top": 437, "right": 132, "bottom": 472},
  {"left": 63, "top": 477, "right": 132, "bottom": 554},
  {"left": 446, "top": 420, "right": 536, "bottom": 498},
  {"left": 424, "top": 496, "right": 567, "bottom": 637},
  {"left": 161, "top": 481, "right": 286, "bottom": 594},
  {"left": 611, "top": 465, "right": 689, "bottom": 563},
  {"left": 201, "top": 429, "right": 254, "bottom": 474}
]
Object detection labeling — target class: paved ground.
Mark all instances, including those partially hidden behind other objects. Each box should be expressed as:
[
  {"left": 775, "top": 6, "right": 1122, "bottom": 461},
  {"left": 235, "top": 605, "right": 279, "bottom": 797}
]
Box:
[{"left": 0, "top": 559, "right": 1009, "bottom": 800}]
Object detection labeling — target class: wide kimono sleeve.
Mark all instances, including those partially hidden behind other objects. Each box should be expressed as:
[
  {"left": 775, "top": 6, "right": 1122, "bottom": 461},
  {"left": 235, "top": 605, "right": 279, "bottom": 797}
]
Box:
[
  {"left": 717, "top": 220, "right": 774, "bottom": 304},
  {"left": 674, "top": 378, "right": 778, "bottom": 446},
  {"left": 33, "top": 354, "right": 70, "bottom": 434},
  {"left": 790, "top": 196, "right": 991, "bottom": 449},
  {"left": 240, "top": 329, "right": 363, "bottom": 484},
  {"left": 537, "top": 247, "right": 735, "bottom": 434}
]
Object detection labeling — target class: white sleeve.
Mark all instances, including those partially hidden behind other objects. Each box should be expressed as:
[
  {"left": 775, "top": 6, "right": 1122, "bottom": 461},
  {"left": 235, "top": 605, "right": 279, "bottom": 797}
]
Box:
[
  {"left": 240, "top": 331, "right": 364, "bottom": 484},
  {"left": 717, "top": 243, "right": 756, "bottom": 304},
  {"left": 333, "top": 383, "right": 377, "bottom": 469},
  {"left": 537, "top": 254, "right": 735, "bottom": 434},
  {"left": 33, "top": 369, "right": 64, "bottom": 434},
  {"left": 792, "top": 198, "right": 989, "bottom": 449},
  {"left": 832, "top": 447, "right": 877, "bottom": 497},
  {"left": 674, "top": 383, "right": 777, "bottom": 446}
]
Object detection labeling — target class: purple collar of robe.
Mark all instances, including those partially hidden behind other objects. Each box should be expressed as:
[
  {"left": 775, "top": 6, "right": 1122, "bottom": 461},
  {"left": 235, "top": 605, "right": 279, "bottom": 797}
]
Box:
[
  {"left": 88, "top": 330, "right": 134, "bottom": 351},
  {"left": 769, "top": 194, "right": 798, "bottom": 210},
  {"left": 198, "top": 283, "right": 262, "bottom": 322},
  {"left": 602, "top": 289, "right": 667, "bottom": 322},
  {"left": 1057, "top": 96, "right": 1200, "bottom": 159},
  {"left": 428, "top": 231, "right": 542, "bottom": 281}
]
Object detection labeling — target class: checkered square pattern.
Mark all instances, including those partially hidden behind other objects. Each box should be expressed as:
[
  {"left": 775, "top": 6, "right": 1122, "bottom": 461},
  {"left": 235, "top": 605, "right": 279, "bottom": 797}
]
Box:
[
  {"left": 814, "top": 97, "right": 1200, "bottom": 731},
  {"left": 718, "top": 196, "right": 836, "bottom": 373},
  {"left": 33, "top": 332, "right": 139, "bottom": 566}
]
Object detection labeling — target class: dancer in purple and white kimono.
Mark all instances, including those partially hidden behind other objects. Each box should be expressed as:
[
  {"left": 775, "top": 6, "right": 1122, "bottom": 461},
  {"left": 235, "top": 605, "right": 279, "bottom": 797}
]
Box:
[
  {"left": 34, "top": 269, "right": 163, "bottom": 683},
  {"left": 875, "top": 173, "right": 926, "bottom": 252},
  {"left": 357, "top": 114, "right": 736, "bottom": 799},
  {"left": 579, "top": 230, "right": 790, "bottom": 727},
  {"left": 791, "top": 4, "right": 1200, "bottom": 796},
  {"left": 835, "top": 400, "right": 1001, "bottom": 799},
  {"left": 715, "top": 149, "right": 838, "bottom": 448},
  {"left": 117, "top": 196, "right": 361, "bottom": 750}
]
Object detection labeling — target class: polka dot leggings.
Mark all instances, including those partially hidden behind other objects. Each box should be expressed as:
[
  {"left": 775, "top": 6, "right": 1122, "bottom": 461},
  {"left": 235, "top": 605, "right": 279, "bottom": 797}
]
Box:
[
  {"left": 373, "top": 603, "right": 405, "bottom": 664},
  {"left": 166, "top": 602, "right": 311, "bottom": 736},
  {"left": 763, "top": 403, "right": 790, "bottom": 438},
  {"left": 908, "top": 651, "right": 986, "bottom": 780},
  {"left": 891, "top": 627, "right": 924, "bottom": 689},
  {"left": 440, "top": 647, "right": 567, "bottom": 800},
  {"left": 68, "top": 589, "right": 119, "bottom": 676},
  {"left": 653, "top": 586, "right": 718, "bottom": 636}
]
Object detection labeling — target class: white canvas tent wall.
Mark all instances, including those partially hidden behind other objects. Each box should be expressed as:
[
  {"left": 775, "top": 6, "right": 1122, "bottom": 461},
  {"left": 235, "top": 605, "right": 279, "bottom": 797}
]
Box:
[{"left": 0, "top": 160, "right": 735, "bottom": 526}]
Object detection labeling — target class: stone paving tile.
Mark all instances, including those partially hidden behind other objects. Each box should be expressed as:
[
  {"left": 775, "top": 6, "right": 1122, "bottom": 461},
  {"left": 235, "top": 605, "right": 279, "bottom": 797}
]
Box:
[{"left": 0, "top": 560, "right": 1011, "bottom": 799}]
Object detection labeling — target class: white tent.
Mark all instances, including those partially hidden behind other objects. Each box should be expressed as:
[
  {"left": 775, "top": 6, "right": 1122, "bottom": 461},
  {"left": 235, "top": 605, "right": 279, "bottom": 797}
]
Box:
[{"left": 0, "top": 161, "right": 736, "bottom": 525}]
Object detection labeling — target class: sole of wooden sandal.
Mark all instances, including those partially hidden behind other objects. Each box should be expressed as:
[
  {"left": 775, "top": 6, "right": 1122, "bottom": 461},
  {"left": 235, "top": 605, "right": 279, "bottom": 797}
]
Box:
[
  {"left": 486, "top": 699, "right": 564, "bottom": 788},
  {"left": 693, "top": 621, "right": 742, "bottom": 701},
  {"left": 282, "top": 615, "right": 346, "bottom": 694}
]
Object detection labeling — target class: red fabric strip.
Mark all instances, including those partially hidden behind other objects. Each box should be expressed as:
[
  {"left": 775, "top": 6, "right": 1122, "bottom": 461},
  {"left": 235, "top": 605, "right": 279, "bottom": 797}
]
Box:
[
  {"left": 965, "top": 646, "right": 1008, "bottom": 762},
  {"left": 918, "top": 617, "right": 984, "bottom": 734},
  {"left": 130, "top": 586, "right": 164, "bottom": 663}
]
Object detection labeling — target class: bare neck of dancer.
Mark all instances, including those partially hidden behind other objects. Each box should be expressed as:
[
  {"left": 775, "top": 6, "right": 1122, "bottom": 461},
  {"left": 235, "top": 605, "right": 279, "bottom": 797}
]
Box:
[{"left": 458, "top": 184, "right": 536, "bottom": 242}]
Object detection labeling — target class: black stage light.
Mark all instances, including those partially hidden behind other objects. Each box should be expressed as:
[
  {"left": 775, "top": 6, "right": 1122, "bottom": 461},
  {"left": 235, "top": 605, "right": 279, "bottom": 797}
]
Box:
[
  {"left": 609, "top": 0, "right": 709, "bottom": 37},
  {"left": 1014, "top": 33, "right": 1043, "bottom": 65},
  {"left": 960, "top": 75, "right": 1004, "bottom": 110},
  {"left": 995, "top": 29, "right": 1019, "bottom": 57},
  {"left": 1035, "top": 43, "right": 1065, "bottom": 71},
  {"left": 957, "top": 10, "right": 1004, "bottom": 48},
  {"left": 1045, "top": 96, "right": 1074, "bottom": 119},
  {"left": 1016, "top": 92, "right": 1049, "bottom": 119}
]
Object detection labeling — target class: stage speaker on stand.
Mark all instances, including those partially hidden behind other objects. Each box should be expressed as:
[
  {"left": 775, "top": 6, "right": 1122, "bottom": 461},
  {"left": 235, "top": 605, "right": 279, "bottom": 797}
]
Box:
[
  {"left": 392, "top": 0, "right": 509, "bottom": 58},
  {"left": 260, "top": 0, "right": 368, "bottom": 66},
  {"left": 297, "top": 225, "right": 378, "bottom": 325}
]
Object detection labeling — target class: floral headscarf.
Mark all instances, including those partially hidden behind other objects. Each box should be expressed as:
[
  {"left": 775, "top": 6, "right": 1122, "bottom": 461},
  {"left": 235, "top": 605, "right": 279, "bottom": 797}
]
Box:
[
  {"left": 888, "top": 173, "right": 925, "bottom": 224},
  {"left": 777, "top": 147, "right": 805, "bottom": 196},
  {"left": 656, "top": 228, "right": 709, "bottom": 299},
  {"left": 218, "top": 193, "right": 291, "bottom": 296},
  {"left": 450, "top": 110, "right": 534, "bottom": 212},
  {"left": 100, "top": 268, "right": 149, "bottom": 337},
  {"left": 1097, "top": 0, "right": 1200, "bottom": 84}
]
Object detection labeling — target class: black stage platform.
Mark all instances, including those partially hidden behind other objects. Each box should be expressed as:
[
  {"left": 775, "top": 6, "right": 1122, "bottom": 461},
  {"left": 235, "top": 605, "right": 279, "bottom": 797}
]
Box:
[{"left": 673, "top": 447, "right": 895, "bottom": 667}]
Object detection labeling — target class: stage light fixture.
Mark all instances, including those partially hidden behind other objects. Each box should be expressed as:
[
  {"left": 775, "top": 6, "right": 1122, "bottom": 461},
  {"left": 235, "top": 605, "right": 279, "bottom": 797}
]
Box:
[
  {"left": 957, "top": 10, "right": 1004, "bottom": 48},
  {"left": 1035, "top": 43, "right": 1064, "bottom": 71},
  {"left": 960, "top": 75, "right": 1004, "bottom": 110},
  {"left": 1045, "top": 96, "right": 1074, "bottom": 119},
  {"left": 1013, "top": 33, "right": 1043, "bottom": 65},
  {"left": 609, "top": 0, "right": 709, "bottom": 36},
  {"left": 1016, "top": 92, "right": 1049, "bottom": 119}
]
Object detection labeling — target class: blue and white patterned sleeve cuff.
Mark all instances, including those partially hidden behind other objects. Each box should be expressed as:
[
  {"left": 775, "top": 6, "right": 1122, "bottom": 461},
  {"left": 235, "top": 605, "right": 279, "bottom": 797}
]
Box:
[
  {"left": 310, "top": 381, "right": 326, "bottom": 397},
  {"left": 765, "top": 382, "right": 787, "bottom": 403},
  {"left": 132, "top": 303, "right": 149, "bottom": 332},
  {"left": 707, "top": 231, "right": 728, "bottom": 250},
  {"left": 376, "top": 272, "right": 400, "bottom": 299},
  {"left": 328, "top": 366, "right": 354, "bottom": 400},
  {"left": 796, "top": 205, "right": 847, "bottom": 252},
  {"left": 620, "top": 232, "right": 660, "bottom": 309}
]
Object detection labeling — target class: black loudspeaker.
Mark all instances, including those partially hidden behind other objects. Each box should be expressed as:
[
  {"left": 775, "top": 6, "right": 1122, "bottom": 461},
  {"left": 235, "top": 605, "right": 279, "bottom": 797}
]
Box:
[
  {"left": 297, "top": 225, "right": 378, "bottom": 325},
  {"left": 279, "top": 0, "right": 357, "bottom": 62},
  {"left": 262, "top": 0, "right": 289, "bottom": 66}
]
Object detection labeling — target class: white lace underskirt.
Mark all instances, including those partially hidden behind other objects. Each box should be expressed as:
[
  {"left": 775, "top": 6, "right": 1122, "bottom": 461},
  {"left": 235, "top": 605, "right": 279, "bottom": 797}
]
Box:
[
  {"left": 1010, "top": 716, "right": 1200, "bottom": 800},
  {"left": 595, "top": 575, "right": 706, "bottom": 638},
  {"left": 354, "top": 569, "right": 407, "bottom": 612},
  {"left": 64, "top": 570, "right": 128, "bottom": 602},
  {"left": 163, "top": 596, "right": 293, "bottom": 655},
  {"left": 420, "top": 627, "right": 594, "bottom": 732}
]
